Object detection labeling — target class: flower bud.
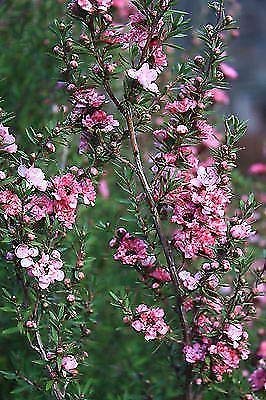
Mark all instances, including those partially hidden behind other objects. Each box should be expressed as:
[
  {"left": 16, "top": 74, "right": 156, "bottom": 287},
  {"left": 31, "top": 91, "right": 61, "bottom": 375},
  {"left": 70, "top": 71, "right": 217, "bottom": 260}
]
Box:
[
  {"left": 194, "top": 56, "right": 204, "bottom": 66},
  {"left": 70, "top": 60, "right": 78, "bottom": 69},
  {"left": 225, "top": 15, "right": 234, "bottom": 25},
  {"left": 77, "top": 272, "right": 85, "bottom": 280},
  {"left": 67, "top": 294, "right": 76, "bottom": 302},
  {"left": 25, "top": 320, "right": 37, "bottom": 329},
  {"left": 64, "top": 278, "right": 71, "bottom": 287},
  {"left": 46, "top": 142, "right": 56, "bottom": 153},
  {"left": 0, "top": 171, "right": 6, "bottom": 179}
]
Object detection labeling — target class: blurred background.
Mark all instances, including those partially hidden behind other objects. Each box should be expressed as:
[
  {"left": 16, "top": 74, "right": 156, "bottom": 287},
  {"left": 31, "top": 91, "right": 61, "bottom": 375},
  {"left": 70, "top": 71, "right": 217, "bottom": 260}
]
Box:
[{"left": 183, "top": 0, "right": 266, "bottom": 169}]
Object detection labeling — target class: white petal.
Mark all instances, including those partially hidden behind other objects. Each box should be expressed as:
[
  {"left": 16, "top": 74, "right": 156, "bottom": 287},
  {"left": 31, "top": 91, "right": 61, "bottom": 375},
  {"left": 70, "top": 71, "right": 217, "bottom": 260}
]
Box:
[{"left": 127, "top": 69, "right": 137, "bottom": 79}]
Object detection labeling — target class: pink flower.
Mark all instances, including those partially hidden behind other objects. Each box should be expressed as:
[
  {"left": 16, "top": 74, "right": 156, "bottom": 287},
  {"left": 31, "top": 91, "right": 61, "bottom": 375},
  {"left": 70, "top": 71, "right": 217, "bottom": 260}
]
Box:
[
  {"left": 128, "top": 63, "right": 159, "bottom": 93},
  {"left": 52, "top": 173, "right": 95, "bottom": 229},
  {"left": 79, "top": 177, "right": 96, "bottom": 206},
  {"left": 0, "top": 124, "right": 17, "bottom": 154},
  {"left": 210, "top": 341, "right": 240, "bottom": 370},
  {"left": 98, "top": 178, "right": 110, "bottom": 199},
  {"left": 248, "top": 163, "right": 266, "bottom": 175},
  {"left": 230, "top": 222, "right": 255, "bottom": 240},
  {"left": 249, "top": 368, "right": 266, "bottom": 391},
  {"left": 113, "top": 0, "right": 131, "bottom": 18},
  {"left": 24, "top": 195, "right": 53, "bottom": 222},
  {"left": 0, "top": 190, "right": 22, "bottom": 217},
  {"left": 257, "top": 341, "right": 266, "bottom": 359},
  {"left": 148, "top": 267, "right": 171, "bottom": 282},
  {"left": 173, "top": 225, "right": 216, "bottom": 259},
  {"left": 113, "top": 231, "right": 149, "bottom": 266},
  {"left": 77, "top": 0, "right": 112, "bottom": 12},
  {"left": 183, "top": 343, "right": 207, "bottom": 363},
  {"left": 18, "top": 165, "right": 48, "bottom": 192},
  {"left": 62, "top": 355, "right": 78, "bottom": 372},
  {"left": 15, "top": 244, "right": 39, "bottom": 259},
  {"left": 131, "top": 304, "right": 169, "bottom": 341},
  {"left": 26, "top": 250, "right": 65, "bottom": 289},
  {"left": 207, "top": 88, "right": 230, "bottom": 105},
  {"left": 82, "top": 110, "right": 119, "bottom": 132},
  {"left": 78, "top": 0, "right": 94, "bottom": 12},
  {"left": 220, "top": 62, "right": 239, "bottom": 80},
  {"left": 15, "top": 244, "right": 31, "bottom": 259},
  {"left": 225, "top": 323, "right": 243, "bottom": 342},
  {"left": 178, "top": 270, "right": 199, "bottom": 291},
  {"left": 165, "top": 98, "right": 197, "bottom": 114},
  {"left": 196, "top": 120, "right": 221, "bottom": 149},
  {"left": 191, "top": 166, "right": 220, "bottom": 189},
  {"left": 176, "top": 125, "right": 189, "bottom": 135}
]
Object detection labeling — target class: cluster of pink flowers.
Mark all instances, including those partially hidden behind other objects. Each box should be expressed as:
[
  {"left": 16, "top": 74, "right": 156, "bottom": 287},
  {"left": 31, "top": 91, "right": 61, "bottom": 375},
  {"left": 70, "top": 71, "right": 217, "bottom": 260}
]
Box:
[
  {"left": 169, "top": 165, "right": 230, "bottom": 258},
  {"left": 69, "top": 87, "right": 119, "bottom": 150},
  {"left": 82, "top": 110, "right": 119, "bottom": 132},
  {"left": 15, "top": 244, "right": 64, "bottom": 289},
  {"left": 0, "top": 168, "right": 96, "bottom": 229},
  {"left": 110, "top": 228, "right": 150, "bottom": 266},
  {"left": 52, "top": 172, "right": 96, "bottom": 229},
  {"left": 130, "top": 304, "right": 169, "bottom": 341},
  {"left": 0, "top": 189, "right": 22, "bottom": 217},
  {"left": 70, "top": 87, "right": 106, "bottom": 123},
  {"left": 0, "top": 124, "right": 17, "bottom": 154},
  {"left": 110, "top": 229, "right": 171, "bottom": 283},
  {"left": 183, "top": 302, "right": 250, "bottom": 380},
  {"left": 77, "top": 0, "right": 112, "bottom": 14}
]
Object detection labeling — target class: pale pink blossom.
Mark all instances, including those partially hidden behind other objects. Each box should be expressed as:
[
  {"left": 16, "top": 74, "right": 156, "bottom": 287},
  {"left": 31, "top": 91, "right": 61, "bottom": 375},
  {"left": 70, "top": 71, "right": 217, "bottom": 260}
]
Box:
[
  {"left": 78, "top": 0, "right": 94, "bottom": 12},
  {"left": 230, "top": 222, "right": 255, "bottom": 240},
  {"left": 0, "top": 124, "right": 17, "bottom": 154},
  {"left": 62, "top": 355, "right": 78, "bottom": 372},
  {"left": 225, "top": 324, "right": 243, "bottom": 342},
  {"left": 128, "top": 63, "right": 159, "bottom": 93},
  {"left": 165, "top": 98, "right": 197, "bottom": 114},
  {"left": 15, "top": 244, "right": 31, "bottom": 259},
  {"left": 183, "top": 343, "right": 207, "bottom": 363},
  {"left": 176, "top": 125, "right": 189, "bottom": 134},
  {"left": 131, "top": 304, "right": 169, "bottom": 341},
  {"left": 18, "top": 165, "right": 48, "bottom": 192},
  {"left": 178, "top": 270, "right": 199, "bottom": 291},
  {"left": 191, "top": 166, "right": 220, "bottom": 189}
]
